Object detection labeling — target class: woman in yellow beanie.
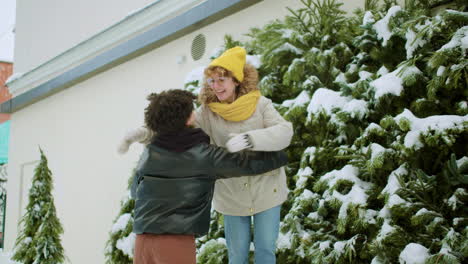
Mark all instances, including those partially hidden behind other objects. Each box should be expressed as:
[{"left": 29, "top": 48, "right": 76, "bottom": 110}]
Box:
[
  {"left": 198, "top": 46, "right": 293, "bottom": 264},
  {"left": 119, "top": 46, "right": 293, "bottom": 264}
]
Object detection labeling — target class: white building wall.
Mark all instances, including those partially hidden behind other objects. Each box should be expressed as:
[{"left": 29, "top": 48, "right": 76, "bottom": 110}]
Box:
[
  {"left": 14, "top": 0, "right": 155, "bottom": 74},
  {"left": 5, "top": 0, "right": 366, "bottom": 263}
]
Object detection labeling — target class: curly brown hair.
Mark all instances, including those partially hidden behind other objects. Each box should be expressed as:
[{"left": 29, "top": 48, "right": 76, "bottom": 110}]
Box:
[
  {"left": 198, "top": 63, "right": 260, "bottom": 104},
  {"left": 144, "top": 89, "right": 196, "bottom": 134}
]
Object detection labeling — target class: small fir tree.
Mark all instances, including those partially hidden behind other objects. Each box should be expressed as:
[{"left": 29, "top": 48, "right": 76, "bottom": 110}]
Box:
[
  {"left": 104, "top": 169, "right": 136, "bottom": 264},
  {"left": 12, "top": 148, "right": 65, "bottom": 264}
]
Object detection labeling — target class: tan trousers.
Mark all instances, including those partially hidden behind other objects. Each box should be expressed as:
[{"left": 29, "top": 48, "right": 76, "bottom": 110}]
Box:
[{"left": 134, "top": 233, "right": 196, "bottom": 264}]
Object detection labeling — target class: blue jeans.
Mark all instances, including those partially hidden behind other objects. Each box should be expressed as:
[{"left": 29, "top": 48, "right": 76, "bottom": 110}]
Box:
[{"left": 223, "top": 205, "right": 281, "bottom": 264}]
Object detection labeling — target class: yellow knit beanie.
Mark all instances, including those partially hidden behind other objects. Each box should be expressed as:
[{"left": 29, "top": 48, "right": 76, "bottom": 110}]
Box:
[{"left": 209, "top": 46, "right": 246, "bottom": 82}]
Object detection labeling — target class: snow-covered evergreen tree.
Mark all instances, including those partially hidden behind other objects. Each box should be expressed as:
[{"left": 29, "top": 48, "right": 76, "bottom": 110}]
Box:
[
  {"left": 105, "top": 171, "right": 135, "bottom": 264},
  {"left": 192, "top": 0, "right": 467, "bottom": 263},
  {"left": 12, "top": 148, "right": 65, "bottom": 264},
  {"left": 107, "top": 1, "right": 467, "bottom": 263}
]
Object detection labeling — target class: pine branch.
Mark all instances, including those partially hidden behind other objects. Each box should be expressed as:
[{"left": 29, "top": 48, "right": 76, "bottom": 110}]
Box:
[{"left": 287, "top": 7, "right": 313, "bottom": 35}]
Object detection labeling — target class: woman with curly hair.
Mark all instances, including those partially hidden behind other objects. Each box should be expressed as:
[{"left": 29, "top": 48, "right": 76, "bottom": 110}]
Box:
[{"left": 120, "top": 47, "right": 293, "bottom": 264}]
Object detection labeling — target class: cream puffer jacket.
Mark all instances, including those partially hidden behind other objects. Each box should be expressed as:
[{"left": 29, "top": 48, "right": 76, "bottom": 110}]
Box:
[{"left": 196, "top": 96, "right": 293, "bottom": 216}]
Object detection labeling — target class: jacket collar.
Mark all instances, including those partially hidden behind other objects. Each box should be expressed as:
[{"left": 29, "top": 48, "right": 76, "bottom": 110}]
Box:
[{"left": 152, "top": 127, "right": 210, "bottom": 152}]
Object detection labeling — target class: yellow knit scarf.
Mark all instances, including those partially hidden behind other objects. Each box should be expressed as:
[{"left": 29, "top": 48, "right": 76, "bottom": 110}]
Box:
[{"left": 208, "top": 90, "right": 261, "bottom": 122}]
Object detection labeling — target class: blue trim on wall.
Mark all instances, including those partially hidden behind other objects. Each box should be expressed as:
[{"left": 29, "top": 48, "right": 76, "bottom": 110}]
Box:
[
  {"left": 0, "top": 0, "right": 261, "bottom": 114},
  {"left": 0, "top": 121, "right": 10, "bottom": 163}
]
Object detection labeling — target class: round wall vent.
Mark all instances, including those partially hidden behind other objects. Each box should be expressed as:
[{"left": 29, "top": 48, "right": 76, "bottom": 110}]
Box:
[{"left": 191, "top": 34, "right": 206, "bottom": 61}]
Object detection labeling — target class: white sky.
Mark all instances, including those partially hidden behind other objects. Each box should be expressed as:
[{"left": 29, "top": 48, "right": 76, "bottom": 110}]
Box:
[{"left": 0, "top": 0, "right": 16, "bottom": 63}]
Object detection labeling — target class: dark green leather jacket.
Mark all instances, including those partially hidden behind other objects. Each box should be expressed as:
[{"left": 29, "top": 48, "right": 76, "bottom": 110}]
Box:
[{"left": 131, "top": 142, "right": 288, "bottom": 236}]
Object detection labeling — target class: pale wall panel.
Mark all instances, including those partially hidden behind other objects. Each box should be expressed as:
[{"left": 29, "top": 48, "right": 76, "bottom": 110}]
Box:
[{"left": 14, "top": 0, "right": 155, "bottom": 74}]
